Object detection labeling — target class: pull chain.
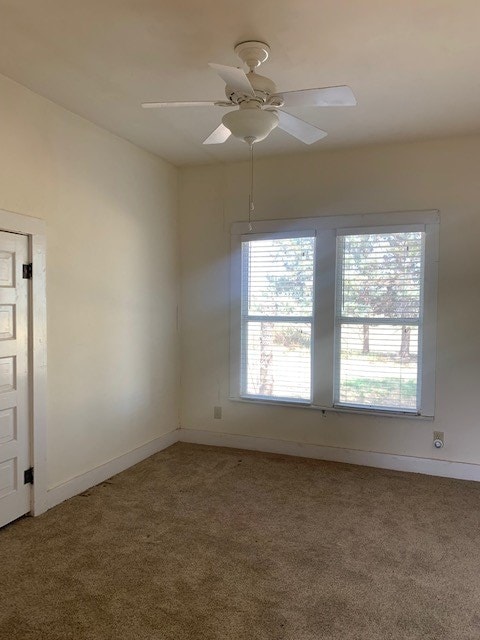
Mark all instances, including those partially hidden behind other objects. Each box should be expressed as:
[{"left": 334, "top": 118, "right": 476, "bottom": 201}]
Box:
[{"left": 248, "top": 139, "right": 255, "bottom": 231}]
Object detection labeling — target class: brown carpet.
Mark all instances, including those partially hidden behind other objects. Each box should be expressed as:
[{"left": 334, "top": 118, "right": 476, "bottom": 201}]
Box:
[{"left": 1, "top": 442, "right": 480, "bottom": 639}]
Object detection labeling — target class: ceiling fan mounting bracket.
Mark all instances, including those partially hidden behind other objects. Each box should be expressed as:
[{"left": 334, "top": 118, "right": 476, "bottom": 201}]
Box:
[
  {"left": 227, "top": 91, "right": 263, "bottom": 106},
  {"left": 267, "top": 95, "right": 284, "bottom": 107},
  {"left": 234, "top": 40, "right": 270, "bottom": 71}
]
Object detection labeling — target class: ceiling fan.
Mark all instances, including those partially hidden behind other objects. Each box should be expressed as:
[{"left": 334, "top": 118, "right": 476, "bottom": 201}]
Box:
[{"left": 142, "top": 40, "right": 356, "bottom": 146}]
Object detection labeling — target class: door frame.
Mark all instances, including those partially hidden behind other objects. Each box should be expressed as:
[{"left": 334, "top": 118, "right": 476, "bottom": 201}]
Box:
[{"left": 0, "top": 208, "right": 47, "bottom": 517}]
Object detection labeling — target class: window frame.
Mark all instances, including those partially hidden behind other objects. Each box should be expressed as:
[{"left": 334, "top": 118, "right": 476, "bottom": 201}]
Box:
[{"left": 230, "top": 210, "right": 439, "bottom": 418}]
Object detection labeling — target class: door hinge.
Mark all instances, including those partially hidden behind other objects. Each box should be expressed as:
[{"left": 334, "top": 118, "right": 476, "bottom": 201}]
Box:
[
  {"left": 24, "top": 467, "right": 34, "bottom": 485},
  {"left": 22, "top": 263, "right": 33, "bottom": 279}
]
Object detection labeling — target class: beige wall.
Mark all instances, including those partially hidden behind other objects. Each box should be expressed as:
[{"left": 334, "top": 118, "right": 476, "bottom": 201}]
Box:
[
  {"left": 0, "top": 74, "right": 179, "bottom": 489},
  {"left": 179, "top": 136, "right": 480, "bottom": 465},
  {"left": 2, "top": 62, "right": 479, "bottom": 488}
]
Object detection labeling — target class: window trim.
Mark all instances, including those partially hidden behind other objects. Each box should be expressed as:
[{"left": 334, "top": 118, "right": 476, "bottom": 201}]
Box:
[{"left": 230, "top": 210, "right": 439, "bottom": 418}]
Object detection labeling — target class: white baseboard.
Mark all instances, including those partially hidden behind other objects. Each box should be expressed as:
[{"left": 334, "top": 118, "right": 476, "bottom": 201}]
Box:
[
  {"left": 178, "top": 428, "right": 480, "bottom": 483},
  {"left": 46, "top": 429, "right": 179, "bottom": 510},
  {"left": 44, "top": 426, "right": 480, "bottom": 512}
]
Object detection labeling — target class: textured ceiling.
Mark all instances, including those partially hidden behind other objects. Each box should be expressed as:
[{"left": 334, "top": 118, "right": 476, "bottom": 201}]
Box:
[{"left": 0, "top": 0, "right": 479, "bottom": 165}]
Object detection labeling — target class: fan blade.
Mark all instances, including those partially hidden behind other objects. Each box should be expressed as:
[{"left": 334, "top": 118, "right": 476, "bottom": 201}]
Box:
[
  {"left": 203, "top": 123, "right": 231, "bottom": 145},
  {"left": 142, "top": 101, "right": 218, "bottom": 108},
  {"left": 209, "top": 63, "right": 255, "bottom": 97},
  {"left": 273, "top": 85, "right": 356, "bottom": 108},
  {"left": 275, "top": 110, "right": 327, "bottom": 144}
]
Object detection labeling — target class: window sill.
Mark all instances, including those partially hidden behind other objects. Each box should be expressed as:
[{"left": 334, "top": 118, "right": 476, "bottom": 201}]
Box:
[{"left": 230, "top": 396, "right": 434, "bottom": 420}]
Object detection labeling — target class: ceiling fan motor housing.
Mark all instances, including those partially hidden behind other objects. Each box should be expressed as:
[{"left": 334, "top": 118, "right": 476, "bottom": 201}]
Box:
[
  {"left": 225, "top": 72, "right": 277, "bottom": 105},
  {"left": 222, "top": 104, "right": 279, "bottom": 143}
]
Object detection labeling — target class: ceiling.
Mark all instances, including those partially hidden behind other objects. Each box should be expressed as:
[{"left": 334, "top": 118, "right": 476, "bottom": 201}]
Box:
[{"left": 0, "top": 0, "right": 479, "bottom": 166}]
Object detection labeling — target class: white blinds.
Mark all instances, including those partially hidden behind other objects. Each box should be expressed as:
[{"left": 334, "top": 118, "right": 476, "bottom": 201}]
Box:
[
  {"left": 335, "top": 231, "right": 424, "bottom": 411},
  {"left": 241, "top": 236, "right": 314, "bottom": 401}
]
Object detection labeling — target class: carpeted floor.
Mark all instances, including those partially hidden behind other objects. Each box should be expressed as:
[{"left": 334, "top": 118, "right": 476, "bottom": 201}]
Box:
[{"left": 1, "top": 442, "right": 480, "bottom": 639}]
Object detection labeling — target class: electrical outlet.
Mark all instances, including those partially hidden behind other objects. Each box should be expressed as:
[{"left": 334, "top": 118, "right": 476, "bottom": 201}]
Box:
[
  {"left": 433, "top": 431, "right": 444, "bottom": 449},
  {"left": 213, "top": 406, "right": 222, "bottom": 419}
]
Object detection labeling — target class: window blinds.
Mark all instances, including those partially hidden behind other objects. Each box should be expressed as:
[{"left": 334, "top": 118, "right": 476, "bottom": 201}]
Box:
[
  {"left": 241, "top": 236, "right": 314, "bottom": 401},
  {"left": 335, "top": 231, "right": 424, "bottom": 411}
]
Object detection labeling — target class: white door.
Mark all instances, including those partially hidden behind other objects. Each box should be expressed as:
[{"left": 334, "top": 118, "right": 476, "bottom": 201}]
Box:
[{"left": 0, "top": 231, "right": 30, "bottom": 528}]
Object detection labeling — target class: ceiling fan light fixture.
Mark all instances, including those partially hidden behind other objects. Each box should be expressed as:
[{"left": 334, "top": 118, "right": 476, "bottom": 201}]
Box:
[{"left": 222, "top": 107, "right": 279, "bottom": 144}]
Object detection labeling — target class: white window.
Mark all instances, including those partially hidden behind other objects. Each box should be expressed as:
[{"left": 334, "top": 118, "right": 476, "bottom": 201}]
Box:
[
  {"left": 240, "top": 233, "right": 315, "bottom": 402},
  {"left": 230, "top": 211, "right": 439, "bottom": 417}
]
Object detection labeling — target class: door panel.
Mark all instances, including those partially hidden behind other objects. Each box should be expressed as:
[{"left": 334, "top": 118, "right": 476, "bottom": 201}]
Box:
[{"left": 0, "top": 231, "right": 30, "bottom": 528}]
